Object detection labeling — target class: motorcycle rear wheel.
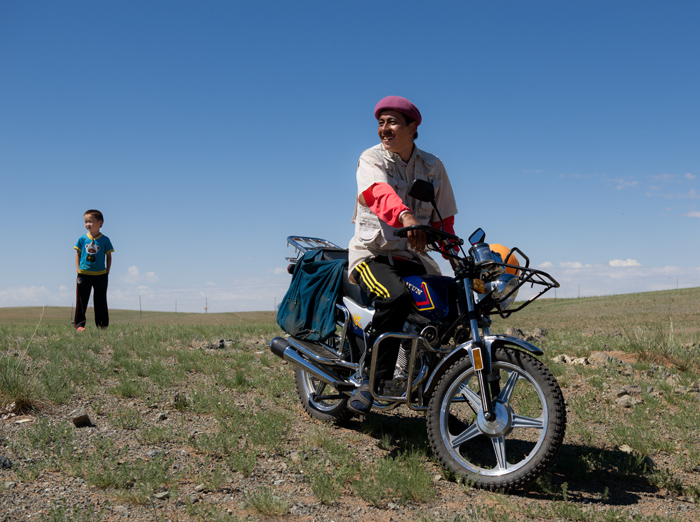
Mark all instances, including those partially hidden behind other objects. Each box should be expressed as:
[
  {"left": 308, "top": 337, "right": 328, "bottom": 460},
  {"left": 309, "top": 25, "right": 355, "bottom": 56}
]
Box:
[
  {"left": 294, "top": 367, "right": 353, "bottom": 425},
  {"left": 426, "top": 347, "right": 566, "bottom": 491}
]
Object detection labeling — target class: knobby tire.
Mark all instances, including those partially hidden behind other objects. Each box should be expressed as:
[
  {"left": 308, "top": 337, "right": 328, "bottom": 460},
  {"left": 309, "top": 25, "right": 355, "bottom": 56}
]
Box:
[{"left": 426, "top": 347, "right": 566, "bottom": 491}]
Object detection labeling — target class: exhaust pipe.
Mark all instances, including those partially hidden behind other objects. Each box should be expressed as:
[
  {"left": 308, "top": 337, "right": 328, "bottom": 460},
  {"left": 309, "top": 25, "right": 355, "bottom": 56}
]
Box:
[{"left": 270, "top": 337, "right": 355, "bottom": 392}]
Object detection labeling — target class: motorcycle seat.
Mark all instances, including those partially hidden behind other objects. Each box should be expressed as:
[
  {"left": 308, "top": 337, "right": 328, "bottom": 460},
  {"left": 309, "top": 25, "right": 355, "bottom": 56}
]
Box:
[
  {"left": 343, "top": 273, "right": 373, "bottom": 307},
  {"left": 320, "top": 248, "right": 348, "bottom": 262},
  {"left": 318, "top": 248, "right": 374, "bottom": 307}
]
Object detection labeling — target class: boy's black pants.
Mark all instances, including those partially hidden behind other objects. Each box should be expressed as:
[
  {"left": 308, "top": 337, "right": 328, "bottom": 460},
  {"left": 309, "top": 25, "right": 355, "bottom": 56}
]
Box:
[{"left": 74, "top": 273, "right": 109, "bottom": 328}]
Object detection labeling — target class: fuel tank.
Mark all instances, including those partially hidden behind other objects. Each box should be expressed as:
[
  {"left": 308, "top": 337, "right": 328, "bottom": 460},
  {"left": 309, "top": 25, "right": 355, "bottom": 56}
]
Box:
[{"left": 403, "top": 275, "right": 454, "bottom": 321}]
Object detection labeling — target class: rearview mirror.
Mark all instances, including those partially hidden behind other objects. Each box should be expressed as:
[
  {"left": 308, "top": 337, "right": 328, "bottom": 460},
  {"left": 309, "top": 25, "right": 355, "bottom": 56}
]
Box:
[
  {"left": 469, "top": 228, "right": 486, "bottom": 245},
  {"left": 408, "top": 179, "right": 435, "bottom": 203}
]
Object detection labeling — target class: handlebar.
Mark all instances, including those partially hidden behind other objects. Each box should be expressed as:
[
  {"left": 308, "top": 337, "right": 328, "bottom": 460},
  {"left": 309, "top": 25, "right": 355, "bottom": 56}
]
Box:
[{"left": 394, "top": 225, "right": 463, "bottom": 245}]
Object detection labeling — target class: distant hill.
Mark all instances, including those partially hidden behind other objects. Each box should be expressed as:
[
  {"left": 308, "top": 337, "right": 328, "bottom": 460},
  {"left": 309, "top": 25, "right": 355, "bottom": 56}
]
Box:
[
  {"left": 0, "top": 306, "right": 276, "bottom": 326},
  {"left": 491, "top": 286, "right": 700, "bottom": 335},
  {"left": 1, "top": 286, "right": 698, "bottom": 335}
]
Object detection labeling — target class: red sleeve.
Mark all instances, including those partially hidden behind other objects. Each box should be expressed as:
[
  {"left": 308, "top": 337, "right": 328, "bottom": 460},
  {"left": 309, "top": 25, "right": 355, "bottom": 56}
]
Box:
[
  {"left": 432, "top": 215, "right": 458, "bottom": 257},
  {"left": 362, "top": 182, "right": 410, "bottom": 227},
  {"left": 431, "top": 215, "right": 455, "bottom": 235}
]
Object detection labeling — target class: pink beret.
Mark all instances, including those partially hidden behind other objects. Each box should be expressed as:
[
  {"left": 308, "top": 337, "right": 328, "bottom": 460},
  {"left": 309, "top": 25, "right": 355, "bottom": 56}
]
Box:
[{"left": 374, "top": 96, "right": 422, "bottom": 126}]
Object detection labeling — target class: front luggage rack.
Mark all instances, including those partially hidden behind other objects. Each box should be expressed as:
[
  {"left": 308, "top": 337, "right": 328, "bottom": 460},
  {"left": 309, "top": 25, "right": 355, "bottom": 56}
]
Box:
[
  {"left": 503, "top": 265, "right": 559, "bottom": 316},
  {"left": 474, "top": 246, "right": 559, "bottom": 318}
]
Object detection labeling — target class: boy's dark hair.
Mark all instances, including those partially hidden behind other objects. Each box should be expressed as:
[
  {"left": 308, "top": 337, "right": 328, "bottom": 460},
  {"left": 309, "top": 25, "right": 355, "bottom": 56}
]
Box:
[{"left": 84, "top": 209, "right": 104, "bottom": 223}]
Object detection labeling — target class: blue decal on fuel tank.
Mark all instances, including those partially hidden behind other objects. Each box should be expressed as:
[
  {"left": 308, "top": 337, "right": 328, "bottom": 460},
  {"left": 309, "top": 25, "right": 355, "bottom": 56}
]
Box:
[{"left": 404, "top": 275, "right": 453, "bottom": 320}]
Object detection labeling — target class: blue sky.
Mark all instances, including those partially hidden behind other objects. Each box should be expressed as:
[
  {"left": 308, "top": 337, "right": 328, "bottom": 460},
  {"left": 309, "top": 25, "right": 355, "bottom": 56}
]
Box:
[{"left": 1, "top": 1, "right": 698, "bottom": 313}]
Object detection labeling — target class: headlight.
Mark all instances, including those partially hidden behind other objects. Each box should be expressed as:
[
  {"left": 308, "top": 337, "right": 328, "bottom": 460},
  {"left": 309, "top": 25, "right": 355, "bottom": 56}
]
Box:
[
  {"left": 485, "top": 273, "right": 519, "bottom": 311},
  {"left": 472, "top": 244, "right": 505, "bottom": 279}
]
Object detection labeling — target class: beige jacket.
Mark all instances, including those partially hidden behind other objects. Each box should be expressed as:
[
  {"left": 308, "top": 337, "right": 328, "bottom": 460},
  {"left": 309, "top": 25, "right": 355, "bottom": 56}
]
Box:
[{"left": 348, "top": 143, "right": 458, "bottom": 278}]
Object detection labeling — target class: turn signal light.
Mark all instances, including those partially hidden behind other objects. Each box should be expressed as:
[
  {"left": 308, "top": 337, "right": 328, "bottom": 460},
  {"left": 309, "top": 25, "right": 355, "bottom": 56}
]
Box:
[
  {"left": 473, "top": 279, "right": 486, "bottom": 293},
  {"left": 472, "top": 347, "right": 484, "bottom": 371}
]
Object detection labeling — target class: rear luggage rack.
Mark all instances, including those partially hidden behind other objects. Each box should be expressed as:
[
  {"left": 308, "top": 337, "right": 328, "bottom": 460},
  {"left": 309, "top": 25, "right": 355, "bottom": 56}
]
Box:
[{"left": 286, "top": 236, "right": 346, "bottom": 262}]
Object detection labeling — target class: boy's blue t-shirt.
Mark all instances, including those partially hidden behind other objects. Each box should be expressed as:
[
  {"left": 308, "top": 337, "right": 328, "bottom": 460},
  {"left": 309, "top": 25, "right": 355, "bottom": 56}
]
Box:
[{"left": 75, "top": 233, "right": 114, "bottom": 275}]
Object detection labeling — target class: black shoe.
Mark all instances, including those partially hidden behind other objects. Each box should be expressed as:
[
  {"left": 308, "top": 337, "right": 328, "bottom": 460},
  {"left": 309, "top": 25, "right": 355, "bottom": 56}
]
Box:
[{"left": 348, "top": 374, "right": 373, "bottom": 416}]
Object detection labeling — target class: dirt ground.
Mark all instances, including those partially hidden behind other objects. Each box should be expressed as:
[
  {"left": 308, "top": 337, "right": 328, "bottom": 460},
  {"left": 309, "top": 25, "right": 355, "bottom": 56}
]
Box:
[{"left": 2, "top": 338, "right": 699, "bottom": 522}]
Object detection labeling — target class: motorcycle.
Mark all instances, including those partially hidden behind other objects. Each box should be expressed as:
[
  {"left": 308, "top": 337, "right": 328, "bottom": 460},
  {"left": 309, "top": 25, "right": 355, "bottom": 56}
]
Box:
[{"left": 269, "top": 179, "right": 566, "bottom": 491}]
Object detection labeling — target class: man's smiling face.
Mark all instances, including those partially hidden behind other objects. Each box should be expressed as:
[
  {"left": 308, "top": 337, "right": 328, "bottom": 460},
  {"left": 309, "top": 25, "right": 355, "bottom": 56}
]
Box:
[{"left": 377, "top": 109, "right": 417, "bottom": 161}]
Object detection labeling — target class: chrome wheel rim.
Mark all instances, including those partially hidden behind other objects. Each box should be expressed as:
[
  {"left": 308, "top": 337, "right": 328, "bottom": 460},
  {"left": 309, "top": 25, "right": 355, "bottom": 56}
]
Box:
[
  {"left": 439, "top": 360, "right": 549, "bottom": 477},
  {"left": 299, "top": 370, "right": 345, "bottom": 412}
]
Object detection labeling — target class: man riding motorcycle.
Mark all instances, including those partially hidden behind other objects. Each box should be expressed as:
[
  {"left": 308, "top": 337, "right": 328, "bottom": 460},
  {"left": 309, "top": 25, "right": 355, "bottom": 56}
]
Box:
[{"left": 347, "top": 95, "right": 459, "bottom": 415}]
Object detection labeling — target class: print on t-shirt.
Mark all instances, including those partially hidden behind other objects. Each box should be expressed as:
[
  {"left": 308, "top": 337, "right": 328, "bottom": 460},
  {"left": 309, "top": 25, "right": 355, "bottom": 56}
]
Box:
[{"left": 85, "top": 241, "right": 100, "bottom": 267}]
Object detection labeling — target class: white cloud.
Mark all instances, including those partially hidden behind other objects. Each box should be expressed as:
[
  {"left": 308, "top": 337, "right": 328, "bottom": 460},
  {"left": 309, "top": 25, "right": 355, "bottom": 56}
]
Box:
[
  {"left": 560, "top": 262, "right": 591, "bottom": 269},
  {"left": 538, "top": 261, "right": 553, "bottom": 268},
  {"left": 652, "top": 173, "right": 674, "bottom": 183},
  {"left": 684, "top": 211, "right": 700, "bottom": 218},
  {"left": 121, "top": 266, "right": 140, "bottom": 284},
  {"left": 609, "top": 259, "right": 641, "bottom": 267},
  {"left": 613, "top": 178, "right": 639, "bottom": 190},
  {"left": 0, "top": 286, "right": 51, "bottom": 305},
  {"left": 685, "top": 173, "right": 696, "bottom": 180},
  {"left": 121, "top": 266, "right": 159, "bottom": 284},
  {"left": 0, "top": 285, "right": 73, "bottom": 307}
]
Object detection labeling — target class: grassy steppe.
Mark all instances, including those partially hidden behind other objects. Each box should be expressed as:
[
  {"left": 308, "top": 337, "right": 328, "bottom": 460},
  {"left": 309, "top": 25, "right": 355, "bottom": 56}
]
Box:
[
  {"left": 491, "top": 287, "right": 700, "bottom": 335},
  {"left": 0, "top": 288, "right": 699, "bottom": 521}
]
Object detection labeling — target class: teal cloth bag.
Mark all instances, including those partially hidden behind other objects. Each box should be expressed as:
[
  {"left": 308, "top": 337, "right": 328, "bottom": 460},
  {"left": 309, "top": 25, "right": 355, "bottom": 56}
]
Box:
[{"left": 276, "top": 250, "right": 346, "bottom": 341}]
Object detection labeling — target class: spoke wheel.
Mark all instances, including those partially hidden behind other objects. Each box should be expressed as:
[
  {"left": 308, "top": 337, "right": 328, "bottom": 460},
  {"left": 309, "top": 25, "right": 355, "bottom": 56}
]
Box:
[
  {"left": 427, "top": 347, "right": 566, "bottom": 491},
  {"left": 294, "top": 367, "right": 353, "bottom": 425}
]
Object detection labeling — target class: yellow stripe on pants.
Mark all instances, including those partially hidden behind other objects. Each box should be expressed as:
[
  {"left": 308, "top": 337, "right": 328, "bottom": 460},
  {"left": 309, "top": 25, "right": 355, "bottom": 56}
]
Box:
[{"left": 356, "top": 262, "right": 390, "bottom": 299}]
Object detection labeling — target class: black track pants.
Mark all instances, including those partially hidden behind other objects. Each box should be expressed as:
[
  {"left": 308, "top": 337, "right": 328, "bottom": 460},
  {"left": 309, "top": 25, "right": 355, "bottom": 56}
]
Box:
[
  {"left": 351, "top": 256, "right": 425, "bottom": 379},
  {"left": 74, "top": 273, "right": 109, "bottom": 328}
]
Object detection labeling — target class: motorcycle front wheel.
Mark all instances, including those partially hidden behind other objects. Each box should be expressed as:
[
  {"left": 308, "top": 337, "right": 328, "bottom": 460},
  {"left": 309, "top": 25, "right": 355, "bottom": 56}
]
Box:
[
  {"left": 426, "top": 347, "right": 566, "bottom": 491},
  {"left": 294, "top": 367, "right": 353, "bottom": 425}
]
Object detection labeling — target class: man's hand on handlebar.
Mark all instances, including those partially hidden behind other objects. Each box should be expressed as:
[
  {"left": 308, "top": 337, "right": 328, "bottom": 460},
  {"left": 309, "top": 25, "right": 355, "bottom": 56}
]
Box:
[{"left": 399, "top": 213, "right": 427, "bottom": 253}]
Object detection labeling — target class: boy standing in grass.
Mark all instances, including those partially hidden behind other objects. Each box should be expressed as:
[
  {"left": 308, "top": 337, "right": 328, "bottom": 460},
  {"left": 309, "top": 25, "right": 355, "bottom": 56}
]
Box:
[{"left": 74, "top": 209, "right": 114, "bottom": 331}]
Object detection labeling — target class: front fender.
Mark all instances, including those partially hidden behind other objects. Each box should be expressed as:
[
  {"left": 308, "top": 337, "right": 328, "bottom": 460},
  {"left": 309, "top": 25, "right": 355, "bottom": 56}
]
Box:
[
  {"left": 484, "top": 334, "right": 543, "bottom": 356},
  {"left": 423, "top": 334, "right": 543, "bottom": 402}
]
